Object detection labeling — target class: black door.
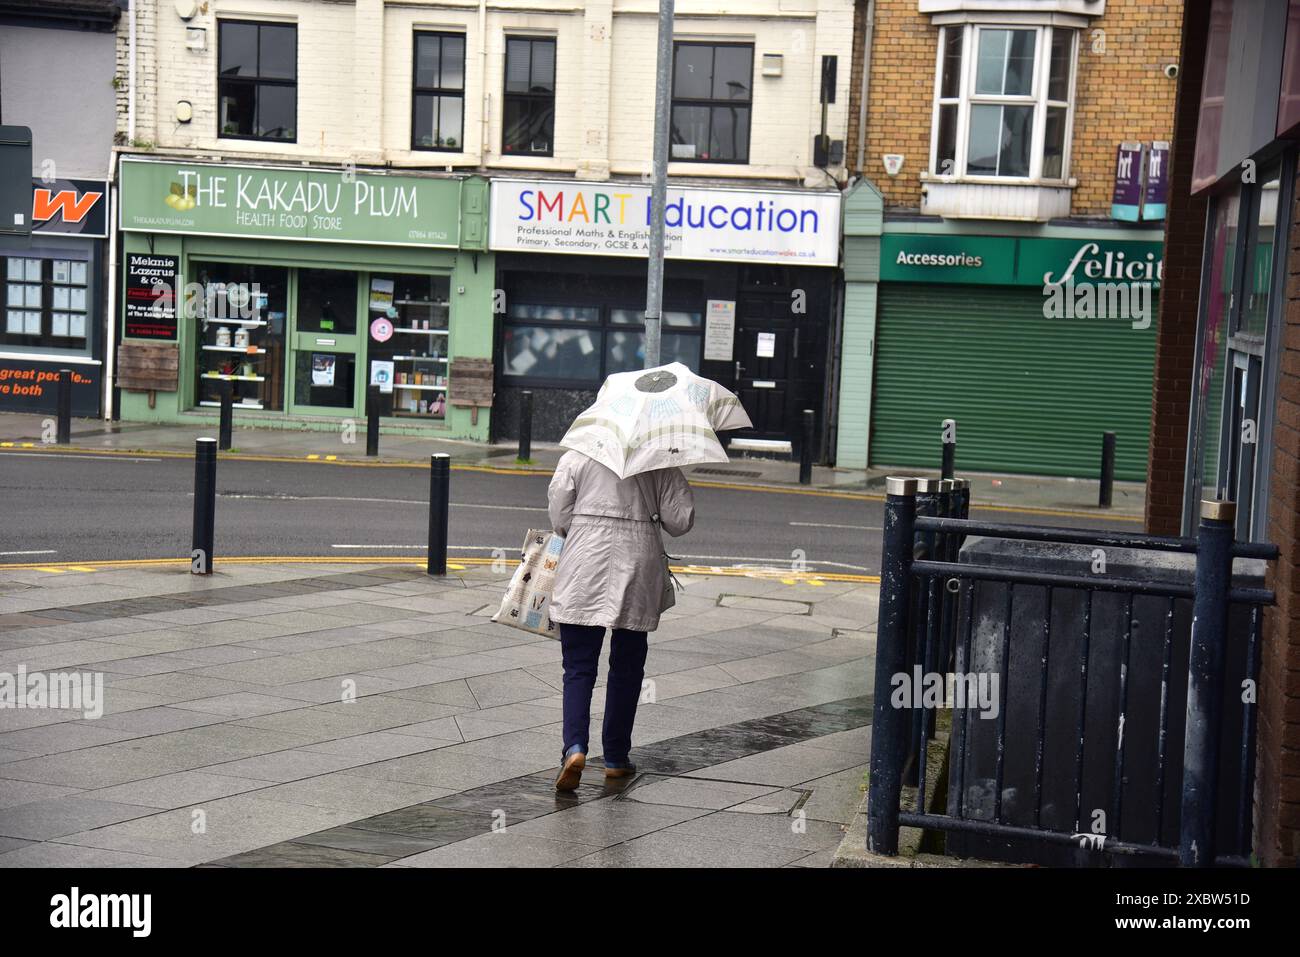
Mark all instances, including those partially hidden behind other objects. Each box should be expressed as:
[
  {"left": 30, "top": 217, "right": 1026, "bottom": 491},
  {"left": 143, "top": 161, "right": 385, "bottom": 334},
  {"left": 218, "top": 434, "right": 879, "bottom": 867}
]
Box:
[{"left": 735, "top": 295, "right": 794, "bottom": 441}]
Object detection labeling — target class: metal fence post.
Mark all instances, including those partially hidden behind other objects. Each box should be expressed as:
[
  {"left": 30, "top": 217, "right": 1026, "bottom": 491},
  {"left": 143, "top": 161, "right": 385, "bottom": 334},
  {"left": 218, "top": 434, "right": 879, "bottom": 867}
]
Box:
[
  {"left": 366, "top": 385, "right": 380, "bottom": 457},
  {"left": 518, "top": 390, "right": 533, "bottom": 461},
  {"left": 1179, "top": 498, "right": 1235, "bottom": 866},
  {"left": 218, "top": 379, "right": 233, "bottom": 451},
  {"left": 868, "top": 476, "right": 918, "bottom": 855},
  {"left": 427, "top": 453, "right": 450, "bottom": 576},
  {"left": 191, "top": 437, "right": 217, "bottom": 575},
  {"left": 56, "top": 368, "right": 72, "bottom": 444},
  {"left": 1099, "top": 431, "right": 1116, "bottom": 508},
  {"left": 799, "top": 409, "right": 814, "bottom": 485},
  {"left": 941, "top": 418, "right": 956, "bottom": 480}
]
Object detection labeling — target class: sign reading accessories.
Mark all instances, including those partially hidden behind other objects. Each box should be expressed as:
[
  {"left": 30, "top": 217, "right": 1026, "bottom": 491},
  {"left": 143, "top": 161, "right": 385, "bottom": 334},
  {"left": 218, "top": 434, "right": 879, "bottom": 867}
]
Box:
[
  {"left": 118, "top": 158, "right": 462, "bottom": 247},
  {"left": 881, "top": 234, "right": 1165, "bottom": 287},
  {"left": 489, "top": 179, "right": 841, "bottom": 267}
]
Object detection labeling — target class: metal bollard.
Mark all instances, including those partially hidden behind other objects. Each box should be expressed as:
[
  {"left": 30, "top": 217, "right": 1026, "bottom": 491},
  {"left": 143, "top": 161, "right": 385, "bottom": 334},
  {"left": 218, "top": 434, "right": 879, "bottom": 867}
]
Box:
[
  {"left": 218, "top": 379, "right": 233, "bottom": 451},
  {"left": 366, "top": 385, "right": 380, "bottom": 457},
  {"left": 941, "top": 418, "right": 956, "bottom": 480},
  {"left": 56, "top": 368, "right": 72, "bottom": 444},
  {"left": 867, "top": 476, "right": 918, "bottom": 855},
  {"left": 1179, "top": 499, "right": 1235, "bottom": 866},
  {"left": 904, "top": 478, "right": 943, "bottom": 786},
  {"left": 518, "top": 390, "right": 533, "bottom": 461},
  {"left": 427, "top": 453, "right": 450, "bottom": 576},
  {"left": 191, "top": 437, "right": 217, "bottom": 575},
  {"left": 799, "top": 409, "right": 815, "bottom": 485},
  {"left": 1099, "top": 431, "right": 1116, "bottom": 508}
]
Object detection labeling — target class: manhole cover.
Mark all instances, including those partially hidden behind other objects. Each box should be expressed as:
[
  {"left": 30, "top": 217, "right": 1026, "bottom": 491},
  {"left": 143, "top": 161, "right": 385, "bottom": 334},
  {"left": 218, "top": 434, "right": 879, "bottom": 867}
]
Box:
[{"left": 692, "top": 467, "right": 762, "bottom": 478}]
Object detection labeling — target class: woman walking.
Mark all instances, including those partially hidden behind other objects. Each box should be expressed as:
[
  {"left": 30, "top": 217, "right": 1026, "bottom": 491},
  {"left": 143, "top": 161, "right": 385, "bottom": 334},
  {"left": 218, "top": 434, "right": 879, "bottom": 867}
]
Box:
[{"left": 546, "top": 449, "right": 695, "bottom": 791}]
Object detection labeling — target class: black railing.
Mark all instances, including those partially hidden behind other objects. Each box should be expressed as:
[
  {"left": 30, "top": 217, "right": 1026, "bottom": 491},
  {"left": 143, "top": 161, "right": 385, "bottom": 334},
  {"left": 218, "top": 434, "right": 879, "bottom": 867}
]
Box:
[{"left": 867, "top": 477, "right": 1277, "bottom": 867}]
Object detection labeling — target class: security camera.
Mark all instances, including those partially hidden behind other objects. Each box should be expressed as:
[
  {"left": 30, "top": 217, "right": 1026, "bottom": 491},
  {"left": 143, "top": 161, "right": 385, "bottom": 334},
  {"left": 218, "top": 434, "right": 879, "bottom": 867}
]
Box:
[{"left": 1163, "top": 63, "right": 1179, "bottom": 79}]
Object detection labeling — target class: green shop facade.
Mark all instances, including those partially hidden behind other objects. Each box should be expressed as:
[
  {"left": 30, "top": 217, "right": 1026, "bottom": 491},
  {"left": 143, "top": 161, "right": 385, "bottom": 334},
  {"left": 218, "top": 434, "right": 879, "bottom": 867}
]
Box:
[
  {"left": 116, "top": 157, "right": 493, "bottom": 436},
  {"left": 836, "top": 180, "right": 1166, "bottom": 481}
]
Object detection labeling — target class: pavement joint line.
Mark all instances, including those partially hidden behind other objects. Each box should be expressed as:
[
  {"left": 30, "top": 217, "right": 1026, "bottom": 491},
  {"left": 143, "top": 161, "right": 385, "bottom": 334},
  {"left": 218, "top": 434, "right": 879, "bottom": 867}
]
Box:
[
  {"left": 0, "top": 446, "right": 1144, "bottom": 520},
  {"left": 0, "top": 554, "right": 879, "bottom": 583}
]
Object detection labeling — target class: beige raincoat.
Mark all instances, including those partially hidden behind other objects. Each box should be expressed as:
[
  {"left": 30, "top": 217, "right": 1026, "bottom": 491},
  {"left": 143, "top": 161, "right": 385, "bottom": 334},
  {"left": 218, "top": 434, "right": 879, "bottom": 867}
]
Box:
[{"left": 547, "top": 449, "right": 695, "bottom": 632}]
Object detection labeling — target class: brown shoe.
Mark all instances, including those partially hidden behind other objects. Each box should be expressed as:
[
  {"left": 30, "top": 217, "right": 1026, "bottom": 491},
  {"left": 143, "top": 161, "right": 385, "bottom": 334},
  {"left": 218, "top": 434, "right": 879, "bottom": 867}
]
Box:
[
  {"left": 604, "top": 765, "right": 636, "bottom": 779},
  {"left": 555, "top": 751, "right": 585, "bottom": 791}
]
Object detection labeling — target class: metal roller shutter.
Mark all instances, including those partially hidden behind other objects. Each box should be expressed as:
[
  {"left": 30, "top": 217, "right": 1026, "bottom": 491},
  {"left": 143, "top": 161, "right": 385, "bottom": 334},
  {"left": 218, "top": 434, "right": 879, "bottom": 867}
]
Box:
[{"left": 871, "top": 284, "right": 1156, "bottom": 480}]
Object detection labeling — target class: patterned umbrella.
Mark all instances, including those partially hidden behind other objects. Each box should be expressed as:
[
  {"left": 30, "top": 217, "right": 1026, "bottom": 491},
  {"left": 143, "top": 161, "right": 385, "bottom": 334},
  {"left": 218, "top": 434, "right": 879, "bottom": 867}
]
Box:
[{"left": 559, "top": 362, "right": 753, "bottom": 479}]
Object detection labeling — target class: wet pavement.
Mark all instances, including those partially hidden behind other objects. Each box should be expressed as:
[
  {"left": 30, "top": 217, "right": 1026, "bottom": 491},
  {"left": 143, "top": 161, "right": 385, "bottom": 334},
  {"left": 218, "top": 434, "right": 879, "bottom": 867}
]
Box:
[{"left": 0, "top": 560, "right": 875, "bottom": 868}]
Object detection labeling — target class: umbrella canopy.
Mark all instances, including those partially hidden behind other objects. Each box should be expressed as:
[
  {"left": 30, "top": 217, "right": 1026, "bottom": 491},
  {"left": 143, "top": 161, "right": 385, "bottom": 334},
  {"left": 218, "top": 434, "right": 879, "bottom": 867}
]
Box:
[{"left": 559, "top": 362, "right": 753, "bottom": 479}]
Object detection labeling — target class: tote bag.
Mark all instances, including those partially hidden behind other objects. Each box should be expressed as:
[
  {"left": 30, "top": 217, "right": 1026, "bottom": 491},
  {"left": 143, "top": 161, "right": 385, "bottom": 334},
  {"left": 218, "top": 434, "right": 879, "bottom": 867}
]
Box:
[{"left": 491, "top": 529, "right": 564, "bottom": 638}]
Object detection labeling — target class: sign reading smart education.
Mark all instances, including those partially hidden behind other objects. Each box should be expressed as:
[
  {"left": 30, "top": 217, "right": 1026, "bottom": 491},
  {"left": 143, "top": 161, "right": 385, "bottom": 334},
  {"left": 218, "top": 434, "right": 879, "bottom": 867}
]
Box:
[
  {"left": 881, "top": 234, "right": 1164, "bottom": 287},
  {"left": 118, "top": 159, "right": 462, "bottom": 247},
  {"left": 124, "top": 253, "right": 179, "bottom": 340},
  {"left": 489, "top": 179, "right": 841, "bottom": 266}
]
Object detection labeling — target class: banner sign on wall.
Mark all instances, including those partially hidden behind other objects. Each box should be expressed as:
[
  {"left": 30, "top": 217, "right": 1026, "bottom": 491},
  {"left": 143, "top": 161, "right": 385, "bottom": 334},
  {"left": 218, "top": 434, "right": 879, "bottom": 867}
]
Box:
[
  {"left": 1111, "top": 142, "right": 1144, "bottom": 222},
  {"left": 881, "top": 234, "right": 1165, "bottom": 287},
  {"left": 0, "top": 359, "right": 99, "bottom": 415},
  {"left": 124, "top": 253, "right": 179, "bottom": 340},
  {"left": 489, "top": 179, "right": 841, "bottom": 267},
  {"left": 118, "top": 159, "right": 462, "bottom": 247},
  {"left": 32, "top": 179, "right": 108, "bottom": 237},
  {"left": 1143, "top": 141, "right": 1170, "bottom": 221}
]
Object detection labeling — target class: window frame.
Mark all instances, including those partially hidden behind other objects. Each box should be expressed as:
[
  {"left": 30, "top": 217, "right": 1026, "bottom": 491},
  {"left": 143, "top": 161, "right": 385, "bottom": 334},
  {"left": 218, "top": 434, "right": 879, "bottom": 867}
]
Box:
[
  {"left": 411, "top": 31, "right": 466, "bottom": 153},
  {"left": 501, "top": 35, "right": 557, "bottom": 157},
  {"left": 929, "top": 23, "right": 1077, "bottom": 183},
  {"left": 499, "top": 298, "right": 704, "bottom": 389},
  {"left": 669, "top": 40, "right": 755, "bottom": 165},
  {"left": 217, "top": 18, "right": 299, "bottom": 144}
]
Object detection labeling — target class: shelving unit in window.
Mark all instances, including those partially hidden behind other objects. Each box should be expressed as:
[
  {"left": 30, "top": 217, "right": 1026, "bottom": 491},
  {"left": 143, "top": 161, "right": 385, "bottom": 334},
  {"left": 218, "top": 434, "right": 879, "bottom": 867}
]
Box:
[
  {"left": 369, "top": 276, "right": 452, "bottom": 420},
  {"left": 193, "top": 282, "right": 272, "bottom": 409}
]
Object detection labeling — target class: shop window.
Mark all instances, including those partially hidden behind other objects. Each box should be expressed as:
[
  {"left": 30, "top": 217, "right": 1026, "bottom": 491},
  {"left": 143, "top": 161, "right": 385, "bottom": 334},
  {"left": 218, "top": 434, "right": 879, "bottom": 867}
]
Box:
[
  {"left": 670, "top": 42, "right": 753, "bottom": 163},
  {"left": 366, "top": 273, "right": 451, "bottom": 420},
  {"left": 3, "top": 255, "right": 90, "bottom": 348},
  {"left": 218, "top": 20, "right": 297, "bottom": 142},
  {"left": 503, "top": 37, "right": 555, "bottom": 156},
  {"left": 190, "top": 262, "right": 288, "bottom": 411},
  {"left": 413, "top": 32, "right": 465, "bottom": 151},
  {"left": 501, "top": 301, "right": 702, "bottom": 385},
  {"left": 297, "top": 269, "right": 357, "bottom": 334},
  {"left": 930, "top": 24, "right": 1076, "bottom": 181}
]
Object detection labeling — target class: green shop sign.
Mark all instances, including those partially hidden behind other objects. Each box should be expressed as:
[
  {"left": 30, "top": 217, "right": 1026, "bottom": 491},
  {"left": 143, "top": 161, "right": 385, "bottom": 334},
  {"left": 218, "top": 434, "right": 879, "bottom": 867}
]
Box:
[
  {"left": 118, "top": 159, "right": 463, "bottom": 247},
  {"left": 881, "top": 234, "right": 1164, "bottom": 287}
]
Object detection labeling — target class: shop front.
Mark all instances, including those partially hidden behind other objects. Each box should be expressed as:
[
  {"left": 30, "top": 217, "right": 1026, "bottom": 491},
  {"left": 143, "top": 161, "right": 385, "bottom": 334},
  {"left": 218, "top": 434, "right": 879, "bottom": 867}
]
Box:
[
  {"left": 838, "top": 226, "right": 1165, "bottom": 480},
  {"left": 116, "top": 158, "right": 492, "bottom": 436},
  {"left": 0, "top": 178, "right": 109, "bottom": 417},
  {"left": 486, "top": 178, "right": 842, "bottom": 455}
]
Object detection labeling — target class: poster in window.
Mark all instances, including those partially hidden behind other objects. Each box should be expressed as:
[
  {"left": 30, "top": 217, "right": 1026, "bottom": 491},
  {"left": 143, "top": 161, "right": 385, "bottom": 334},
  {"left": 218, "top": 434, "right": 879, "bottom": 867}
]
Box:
[
  {"left": 704, "top": 300, "right": 736, "bottom": 361},
  {"left": 312, "top": 353, "right": 336, "bottom": 387},
  {"left": 369, "top": 278, "right": 395, "bottom": 312},
  {"left": 124, "top": 253, "right": 179, "bottom": 340}
]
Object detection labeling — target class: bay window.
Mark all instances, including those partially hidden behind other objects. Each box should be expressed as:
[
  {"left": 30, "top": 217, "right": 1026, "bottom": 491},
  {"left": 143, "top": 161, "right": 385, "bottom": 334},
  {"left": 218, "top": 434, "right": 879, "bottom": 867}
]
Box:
[{"left": 931, "top": 23, "right": 1077, "bottom": 181}]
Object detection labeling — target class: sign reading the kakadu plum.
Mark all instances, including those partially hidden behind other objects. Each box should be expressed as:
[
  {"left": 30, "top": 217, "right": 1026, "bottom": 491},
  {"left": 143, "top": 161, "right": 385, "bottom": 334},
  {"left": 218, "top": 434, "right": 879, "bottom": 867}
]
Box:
[
  {"left": 118, "top": 159, "right": 462, "bottom": 247},
  {"left": 489, "top": 178, "right": 841, "bottom": 266}
]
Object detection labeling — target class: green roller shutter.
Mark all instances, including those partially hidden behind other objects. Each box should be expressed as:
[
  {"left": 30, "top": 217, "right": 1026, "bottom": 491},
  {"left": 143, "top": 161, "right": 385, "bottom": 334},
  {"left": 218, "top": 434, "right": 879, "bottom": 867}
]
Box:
[{"left": 871, "top": 284, "right": 1156, "bottom": 481}]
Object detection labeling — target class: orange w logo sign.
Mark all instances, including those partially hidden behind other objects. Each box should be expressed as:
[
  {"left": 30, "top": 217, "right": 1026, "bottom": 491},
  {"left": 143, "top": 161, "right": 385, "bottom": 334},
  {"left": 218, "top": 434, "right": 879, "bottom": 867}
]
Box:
[{"left": 32, "top": 188, "right": 103, "bottom": 223}]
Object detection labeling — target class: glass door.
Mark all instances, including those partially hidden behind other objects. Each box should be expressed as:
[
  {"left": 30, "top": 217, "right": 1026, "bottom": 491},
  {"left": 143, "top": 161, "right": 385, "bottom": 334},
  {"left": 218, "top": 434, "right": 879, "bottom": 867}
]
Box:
[{"left": 288, "top": 268, "right": 361, "bottom": 415}]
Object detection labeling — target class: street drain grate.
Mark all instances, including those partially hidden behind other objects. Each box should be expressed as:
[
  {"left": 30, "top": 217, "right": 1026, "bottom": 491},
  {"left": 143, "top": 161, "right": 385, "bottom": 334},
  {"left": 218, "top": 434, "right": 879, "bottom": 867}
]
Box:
[{"left": 692, "top": 467, "right": 762, "bottom": 478}]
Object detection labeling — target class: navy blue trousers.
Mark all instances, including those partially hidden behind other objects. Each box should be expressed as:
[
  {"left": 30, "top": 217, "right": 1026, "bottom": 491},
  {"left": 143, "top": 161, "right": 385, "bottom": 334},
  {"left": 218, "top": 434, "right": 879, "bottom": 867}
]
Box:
[{"left": 559, "top": 623, "right": 648, "bottom": 766}]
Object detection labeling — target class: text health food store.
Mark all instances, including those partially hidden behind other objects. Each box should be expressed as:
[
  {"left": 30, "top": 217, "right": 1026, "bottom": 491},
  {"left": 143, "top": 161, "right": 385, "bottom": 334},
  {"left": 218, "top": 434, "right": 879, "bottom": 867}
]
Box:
[
  {"left": 115, "top": 158, "right": 492, "bottom": 435},
  {"left": 844, "top": 229, "right": 1165, "bottom": 480},
  {"left": 488, "top": 178, "right": 842, "bottom": 453}
]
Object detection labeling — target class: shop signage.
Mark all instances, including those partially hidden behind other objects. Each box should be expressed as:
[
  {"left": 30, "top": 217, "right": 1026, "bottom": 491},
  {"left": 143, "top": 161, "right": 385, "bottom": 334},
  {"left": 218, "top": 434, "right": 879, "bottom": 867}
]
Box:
[
  {"left": 489, "top": 179, "right": 841, "bottom": 267},
  {"left": 704, "top": 300, "right": 736, "bottom": 361},
  {"left": 32, "top": 179, "right": 108, "bottom": 237},
  {"left": 118, "top": 159, "right": 462, "bottom": 248},
  {"left": 0, "top": 359, "right": 99, "bottom": 416},
  {"left": 880, "top": 234, "right": 1164, "bottom": 288},
  {"left": 123, "top": 253, "right": 179, "bottom": 340},
  {"left": 1111, "top": 142, "right": 1144, "bottom": 222},
  {"left": 1144, "top": 142, "right": 1170, "bottom": 221}
]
